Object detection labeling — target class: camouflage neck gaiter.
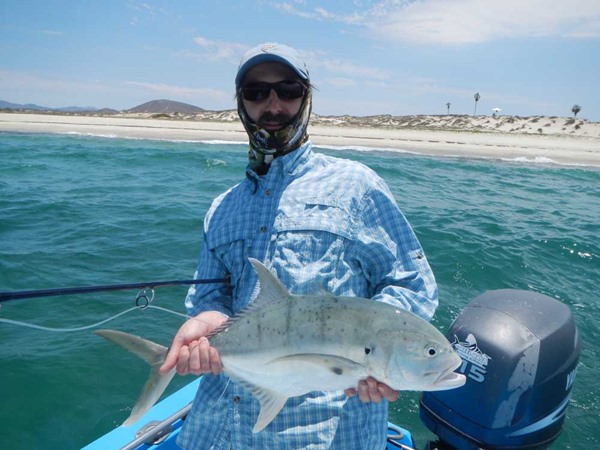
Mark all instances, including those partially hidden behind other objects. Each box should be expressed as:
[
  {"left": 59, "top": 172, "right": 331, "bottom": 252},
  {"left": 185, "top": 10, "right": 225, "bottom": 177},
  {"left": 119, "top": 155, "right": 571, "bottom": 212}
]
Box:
[{"left": 237, "top": 89, "right": 312, "bottom": 174}]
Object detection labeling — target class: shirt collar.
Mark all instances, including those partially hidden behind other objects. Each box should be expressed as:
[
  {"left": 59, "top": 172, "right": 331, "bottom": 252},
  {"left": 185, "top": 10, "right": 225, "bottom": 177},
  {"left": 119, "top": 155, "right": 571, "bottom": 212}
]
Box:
[
  {"left": 277, "top": 140, "right": 313, "bottom": 175},
  {"left": 246, "top": 140, "right": 313, "bottom": 183}
]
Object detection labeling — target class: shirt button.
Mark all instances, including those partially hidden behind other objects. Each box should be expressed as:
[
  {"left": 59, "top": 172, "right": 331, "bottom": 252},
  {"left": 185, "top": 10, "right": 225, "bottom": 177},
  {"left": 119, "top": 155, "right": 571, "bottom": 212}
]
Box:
[
  {"left": 233, "top": 395, "right": 241, "bottom": 404},
  {"left": 260, "top": 226, "right": 267, "bottom": 233},
  {"left": 265, "top": 189, "right": 271, "bottom": 196}
]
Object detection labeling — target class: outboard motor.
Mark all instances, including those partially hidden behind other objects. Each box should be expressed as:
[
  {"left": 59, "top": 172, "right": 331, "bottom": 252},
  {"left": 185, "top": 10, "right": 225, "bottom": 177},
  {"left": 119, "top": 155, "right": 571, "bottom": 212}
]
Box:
[{"left": 420, "top": 289, "right": 581, "bottom": 449}]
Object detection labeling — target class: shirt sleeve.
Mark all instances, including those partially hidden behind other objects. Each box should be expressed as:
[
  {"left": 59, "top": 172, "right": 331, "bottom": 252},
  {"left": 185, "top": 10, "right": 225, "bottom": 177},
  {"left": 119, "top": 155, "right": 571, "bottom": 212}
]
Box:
[
  {"left": 354, "top": 176, "right": 439, "bottom": 321},
  {"left": 184, "top": 231, "right": 234, "bottom": 318}
]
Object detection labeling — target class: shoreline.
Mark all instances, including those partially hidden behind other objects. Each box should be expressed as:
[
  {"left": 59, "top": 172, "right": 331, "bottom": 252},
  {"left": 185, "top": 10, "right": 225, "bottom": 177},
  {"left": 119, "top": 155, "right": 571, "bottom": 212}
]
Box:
[{"left": 1, "top": 112, "right": 599, "bottom": 167}]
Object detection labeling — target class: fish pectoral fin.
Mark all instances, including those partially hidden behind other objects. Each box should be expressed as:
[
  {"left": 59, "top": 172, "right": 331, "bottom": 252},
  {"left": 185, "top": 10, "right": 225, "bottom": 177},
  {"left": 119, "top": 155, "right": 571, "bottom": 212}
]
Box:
[
  {"left": 269, "top": 353, "right": 364, "bottom": 376},
  {"left": 251, "top": 386, "right": 288, "bottom": 433},
  {"left": 229, "top": 376, "right": 289, "bottom": 433}
]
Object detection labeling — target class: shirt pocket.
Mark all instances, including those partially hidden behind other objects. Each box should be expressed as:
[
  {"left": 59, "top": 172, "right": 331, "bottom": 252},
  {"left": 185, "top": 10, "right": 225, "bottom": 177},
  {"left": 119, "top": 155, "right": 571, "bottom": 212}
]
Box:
[
  {"left": 206, "top": 226, "right": 255, "bottom": 285},
  {"left": 276, "top": 197, "right": 355, "bottom": 235},
  {"left": 273, "top": 199, "right": 355, "bottom": 266}
]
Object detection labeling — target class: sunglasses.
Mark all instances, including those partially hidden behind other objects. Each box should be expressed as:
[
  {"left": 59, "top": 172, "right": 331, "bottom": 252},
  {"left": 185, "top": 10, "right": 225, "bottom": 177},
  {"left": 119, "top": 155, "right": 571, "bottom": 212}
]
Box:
[{"left": 240, "top": 80, "right": 306, "bottom": 102}]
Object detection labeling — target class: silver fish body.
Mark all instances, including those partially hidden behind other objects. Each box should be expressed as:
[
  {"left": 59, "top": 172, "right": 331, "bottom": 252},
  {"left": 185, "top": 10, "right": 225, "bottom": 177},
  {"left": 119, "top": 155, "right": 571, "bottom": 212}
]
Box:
[{"left": 96, "top": 258, "right": 465, "bottom": 432}]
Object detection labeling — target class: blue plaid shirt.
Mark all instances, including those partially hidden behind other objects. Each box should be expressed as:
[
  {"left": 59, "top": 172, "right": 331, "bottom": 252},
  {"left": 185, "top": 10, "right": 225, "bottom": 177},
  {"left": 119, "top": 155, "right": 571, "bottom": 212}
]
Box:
[{"left": 178, "top": 141, "right": 438, "bottom": 450}]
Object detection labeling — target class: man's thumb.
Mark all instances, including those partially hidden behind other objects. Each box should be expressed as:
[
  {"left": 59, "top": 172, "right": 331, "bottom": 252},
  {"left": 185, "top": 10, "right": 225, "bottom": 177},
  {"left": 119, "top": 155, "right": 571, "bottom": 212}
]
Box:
[{"left": 160, "top": 342, "right": 180, "bottom": 374}]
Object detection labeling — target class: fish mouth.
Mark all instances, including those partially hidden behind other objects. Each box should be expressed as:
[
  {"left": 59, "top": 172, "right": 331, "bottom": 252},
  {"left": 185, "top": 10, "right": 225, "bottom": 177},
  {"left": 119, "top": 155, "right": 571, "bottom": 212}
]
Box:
[{"left": 433, "top": 367, "right": 466, "bottom": 389}]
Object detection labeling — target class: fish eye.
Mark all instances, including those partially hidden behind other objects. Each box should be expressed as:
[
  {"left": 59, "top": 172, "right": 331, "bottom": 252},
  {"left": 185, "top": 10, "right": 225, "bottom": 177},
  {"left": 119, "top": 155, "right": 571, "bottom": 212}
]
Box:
[{"left": 426, "top": 346, "right": 437, "bottom": 357}]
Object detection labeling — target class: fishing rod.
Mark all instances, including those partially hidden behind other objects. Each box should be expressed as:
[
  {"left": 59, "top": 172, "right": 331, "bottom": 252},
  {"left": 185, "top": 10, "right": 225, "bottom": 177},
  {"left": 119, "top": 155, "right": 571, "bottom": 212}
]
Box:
[{"left": 0, "top": 277, "right": 227, "bottom": 304}]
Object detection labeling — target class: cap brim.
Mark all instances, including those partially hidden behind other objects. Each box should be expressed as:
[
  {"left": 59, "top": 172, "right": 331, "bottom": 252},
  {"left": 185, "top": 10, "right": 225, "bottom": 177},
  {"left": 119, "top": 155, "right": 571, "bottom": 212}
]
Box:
[{"left": 235, "top": 54, "right": 309, "bottom": 87}]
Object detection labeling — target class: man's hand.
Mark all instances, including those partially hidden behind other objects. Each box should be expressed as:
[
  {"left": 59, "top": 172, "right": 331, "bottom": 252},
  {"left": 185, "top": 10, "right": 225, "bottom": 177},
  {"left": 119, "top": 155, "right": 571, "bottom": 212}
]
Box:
[
  {"left": 159, "top": 311, "right": 228, "bottom": 376},
  {"left": 345, "top": 377, "right": 400, "bottom": 403}
]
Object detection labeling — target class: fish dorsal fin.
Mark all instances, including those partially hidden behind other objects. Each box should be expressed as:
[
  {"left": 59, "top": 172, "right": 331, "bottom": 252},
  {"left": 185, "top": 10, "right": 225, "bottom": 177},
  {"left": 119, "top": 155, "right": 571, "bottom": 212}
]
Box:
[
  {"left": 207, "top": 259, "right": 290, "bottom": 339},
  {"left": 248, "top": 258, "right": 290, "bottom": 306}
]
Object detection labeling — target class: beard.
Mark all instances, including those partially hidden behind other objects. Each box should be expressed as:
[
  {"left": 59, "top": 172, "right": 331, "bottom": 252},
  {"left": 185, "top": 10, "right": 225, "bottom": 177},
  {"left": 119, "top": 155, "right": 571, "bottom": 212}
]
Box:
[{"left": 257, "top": 111, "right": 293, "bottom": 129}]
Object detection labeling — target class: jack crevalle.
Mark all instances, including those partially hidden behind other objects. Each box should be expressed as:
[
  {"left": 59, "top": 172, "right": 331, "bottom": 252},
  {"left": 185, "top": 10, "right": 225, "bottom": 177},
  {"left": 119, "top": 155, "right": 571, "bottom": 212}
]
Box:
[{"left": 96, "top": 258, "right": 465, "bottom": 432}]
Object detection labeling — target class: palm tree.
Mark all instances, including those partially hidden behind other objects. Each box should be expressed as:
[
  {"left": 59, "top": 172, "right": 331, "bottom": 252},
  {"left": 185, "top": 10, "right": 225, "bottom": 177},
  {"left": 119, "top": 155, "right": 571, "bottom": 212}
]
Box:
[
  {"left": 446, "top": 102, "right": 451, "bottom": 114},
  {"left": 473, "top": 92, "right": 481, "bottom": 115},
  {"left": 571, "top": 104, "right": 581, "bottom": 118}
]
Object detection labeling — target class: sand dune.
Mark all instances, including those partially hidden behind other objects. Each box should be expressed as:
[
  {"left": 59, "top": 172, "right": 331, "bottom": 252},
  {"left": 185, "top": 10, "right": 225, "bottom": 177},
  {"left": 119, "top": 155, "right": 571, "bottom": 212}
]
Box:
[{"left": 1, "top": 112, "right": 598, "bottom": 167}]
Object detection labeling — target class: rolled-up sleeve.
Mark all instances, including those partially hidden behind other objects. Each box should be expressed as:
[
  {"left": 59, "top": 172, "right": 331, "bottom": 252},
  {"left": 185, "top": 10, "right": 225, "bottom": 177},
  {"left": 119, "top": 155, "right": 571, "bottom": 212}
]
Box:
[
  {"left": 354, "top": 178, "right": 438, "bottom": 321},
  {"left": 184, "top": 231, "right": 234, "bottom": 317}
]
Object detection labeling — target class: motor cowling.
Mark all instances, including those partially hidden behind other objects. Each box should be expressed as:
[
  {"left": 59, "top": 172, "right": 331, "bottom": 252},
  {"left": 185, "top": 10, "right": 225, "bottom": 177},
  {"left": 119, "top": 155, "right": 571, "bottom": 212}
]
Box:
[{"left": 420, "top": 289, "right": 581, "bottom": 449}]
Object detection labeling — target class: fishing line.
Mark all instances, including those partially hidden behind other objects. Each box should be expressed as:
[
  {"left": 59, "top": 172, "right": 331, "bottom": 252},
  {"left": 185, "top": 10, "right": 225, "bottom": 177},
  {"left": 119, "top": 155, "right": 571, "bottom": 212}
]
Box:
[
  {"left": 0, "top": 306, "right": 141, "bottom": 332},
  {"left": 0, "top": 304, "right": 191, "bottom": 333},
  {"left": 0, "top": 277, "right": 227, "bottom": 331},
  {"left": 217, "top": 378, "right": 232, "bottom": 403}
]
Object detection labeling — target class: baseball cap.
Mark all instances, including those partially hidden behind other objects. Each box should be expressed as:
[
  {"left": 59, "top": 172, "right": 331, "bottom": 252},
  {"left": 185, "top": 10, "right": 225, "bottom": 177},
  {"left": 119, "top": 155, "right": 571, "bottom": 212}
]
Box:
[{"left": 235, "top": 42, "right": 309, "bottom": 89}]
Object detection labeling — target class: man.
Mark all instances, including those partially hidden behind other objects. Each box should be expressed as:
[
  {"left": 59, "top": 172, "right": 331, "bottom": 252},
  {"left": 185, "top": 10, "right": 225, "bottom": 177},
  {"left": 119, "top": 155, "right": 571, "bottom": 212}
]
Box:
[{"left": 160, "top": 42, "right": 438, "bottom": 449}]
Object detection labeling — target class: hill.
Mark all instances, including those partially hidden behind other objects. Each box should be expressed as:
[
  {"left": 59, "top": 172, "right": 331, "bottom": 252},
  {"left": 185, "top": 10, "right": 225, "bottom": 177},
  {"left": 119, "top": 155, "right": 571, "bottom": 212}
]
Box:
[
  {"left": 1, "top": 98, "right": 206, "bottom": 114},
  {"left": 1, "top": 100, "right": 53, "bottom": 111},
  {"left": 126, "top": 99, "right": 205, "bottom": 114},
  {"left": 0, "top": 100, "right": 100, "bottom": 113}
]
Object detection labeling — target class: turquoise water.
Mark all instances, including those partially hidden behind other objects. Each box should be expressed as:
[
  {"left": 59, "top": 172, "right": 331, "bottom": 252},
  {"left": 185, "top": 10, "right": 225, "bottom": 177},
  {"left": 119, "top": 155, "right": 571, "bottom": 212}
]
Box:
[{"left": 0, "top": 132, "right": 598, "bottom": 449}]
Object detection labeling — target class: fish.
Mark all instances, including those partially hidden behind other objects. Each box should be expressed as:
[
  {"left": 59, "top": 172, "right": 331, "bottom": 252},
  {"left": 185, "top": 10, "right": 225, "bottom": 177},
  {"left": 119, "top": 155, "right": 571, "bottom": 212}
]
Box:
[{"left": 95, "top": 258, "right": 465, "bottom": 432}]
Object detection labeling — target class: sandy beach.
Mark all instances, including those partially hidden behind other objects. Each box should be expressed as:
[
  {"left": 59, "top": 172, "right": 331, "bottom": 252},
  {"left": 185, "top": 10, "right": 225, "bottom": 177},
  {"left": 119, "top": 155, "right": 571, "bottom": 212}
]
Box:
[{"left": 1, "top": 112, "right": 599, "bottom": 167}]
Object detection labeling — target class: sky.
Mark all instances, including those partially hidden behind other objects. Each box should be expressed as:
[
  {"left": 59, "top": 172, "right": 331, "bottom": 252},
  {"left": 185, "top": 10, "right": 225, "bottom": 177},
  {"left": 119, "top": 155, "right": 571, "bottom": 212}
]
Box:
[{"left": 1, "top": 0, "right": 599, "bottom": 120}]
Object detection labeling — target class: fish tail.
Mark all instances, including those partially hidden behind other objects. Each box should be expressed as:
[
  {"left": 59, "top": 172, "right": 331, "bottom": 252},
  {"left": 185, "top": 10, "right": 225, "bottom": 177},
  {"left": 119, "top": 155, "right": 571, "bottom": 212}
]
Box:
[{"left": 95, "top": 329, "right": 176, "bottom": 426}]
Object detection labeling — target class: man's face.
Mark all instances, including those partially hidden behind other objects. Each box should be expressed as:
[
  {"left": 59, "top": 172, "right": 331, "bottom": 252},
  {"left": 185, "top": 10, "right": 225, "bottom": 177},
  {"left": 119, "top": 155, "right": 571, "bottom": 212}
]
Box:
[{"left": 240, "top": 62, "right": 304, "bottom": 133}]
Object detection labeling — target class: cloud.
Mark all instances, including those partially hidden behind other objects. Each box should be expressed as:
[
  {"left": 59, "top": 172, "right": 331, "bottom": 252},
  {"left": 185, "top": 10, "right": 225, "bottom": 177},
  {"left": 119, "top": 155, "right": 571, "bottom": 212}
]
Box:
[
  {"left": 124, "top": 80, "right": 230, "bottom": 102},
  {"left": 0, "top": 69, "right": 101, "bottom": 92},
  {"left": 0, "top": 25, "right": 64, "bottom": 36},
  {"left": 273, "top": 2, "right": 363, "bottom": 24},
  {"left": 129, "top": 1, "right": 168, "bottom": 16},
  {"left": 324, "top": 77, "right": 358, "bottom": 88},
  {"left": 296, "top": 47, "right": 392, "bottom": 86},
  {"left": 191, "top": 37, "right": 249, "bottom": 61},
  {"left": 0, "top": 70, "right": 232, "bottom": 109},
  {"left": 316, "top": 56, "right": 392, "bottom": 81},
  {"left": 275, "top": 0, "right": 600, "bottom": 44},
  {"left": 0, "top": 69, "right": 122, "bottom": 108},
  {"left": 274, "top": 2, "right": 315, "bottom": 19},
  {"left": 187, "top": 36, "right": 390, "bottom": 86},
  {"left": 37, "top": 29, "right": 64, "bottom": 36},
  {"left": 128, "top": 1, "right": 168, "bottom": 26},
  {"left": 372, "top": 0, "right": 600, "bottom": 44}
]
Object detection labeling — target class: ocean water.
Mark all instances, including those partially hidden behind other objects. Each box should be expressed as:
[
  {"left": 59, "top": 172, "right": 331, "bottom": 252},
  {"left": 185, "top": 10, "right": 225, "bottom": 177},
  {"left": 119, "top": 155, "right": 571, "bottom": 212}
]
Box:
[{"left": 0, "top": 131, "right": 598, "bottom": 449}]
